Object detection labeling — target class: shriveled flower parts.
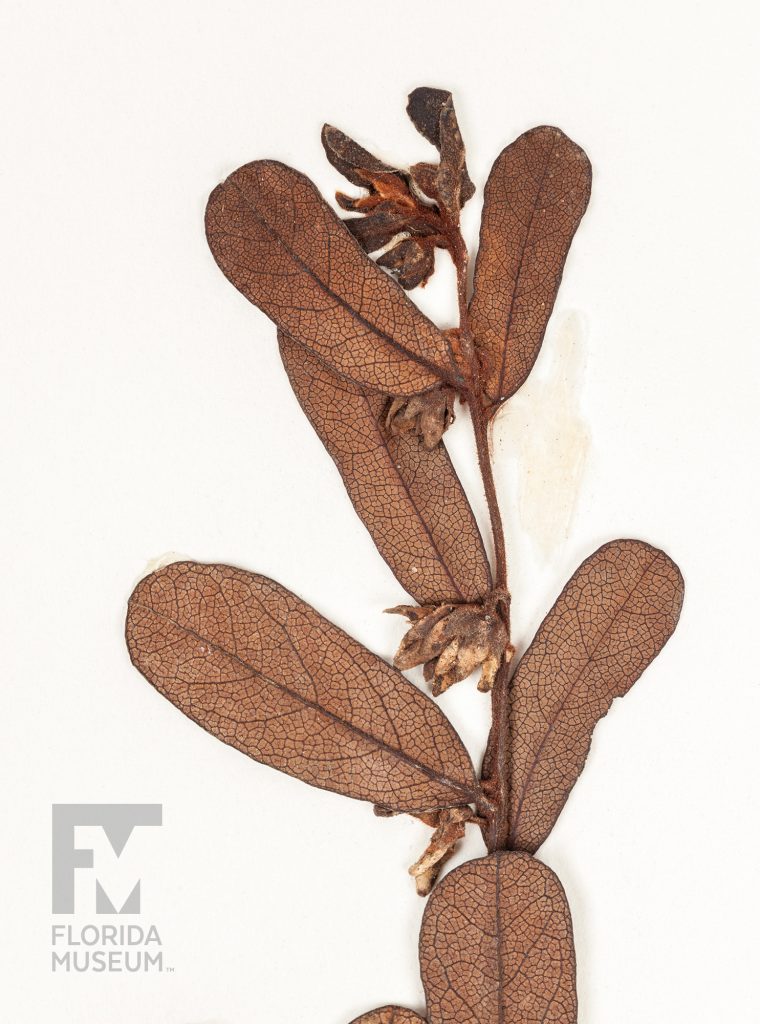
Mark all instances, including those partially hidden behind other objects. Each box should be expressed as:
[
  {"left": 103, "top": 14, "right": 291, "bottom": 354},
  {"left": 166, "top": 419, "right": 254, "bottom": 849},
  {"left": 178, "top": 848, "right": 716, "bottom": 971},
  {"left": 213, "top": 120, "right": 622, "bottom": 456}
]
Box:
[
  {"left": 126, "top": 88, "right": 684, "bottom": 1024},
  {"left": 389, "top": 598, "right": 513, "bottom": 695},
  {"left": 385, "top": 385, "right": 456, "bottom": 451},
  {"left": 322, "top": 88, "right": 474, "bottom": 290}
]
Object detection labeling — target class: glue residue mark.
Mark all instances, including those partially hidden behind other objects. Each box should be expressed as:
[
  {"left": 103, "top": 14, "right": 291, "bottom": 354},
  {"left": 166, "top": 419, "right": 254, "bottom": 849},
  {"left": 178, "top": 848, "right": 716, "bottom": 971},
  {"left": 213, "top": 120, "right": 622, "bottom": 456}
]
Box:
[
  {"left": 492, "top": 312, "right": 591, "bottom": 561},
  {"left": 141, "top": 551, "right": 185, "bottom": 577}
]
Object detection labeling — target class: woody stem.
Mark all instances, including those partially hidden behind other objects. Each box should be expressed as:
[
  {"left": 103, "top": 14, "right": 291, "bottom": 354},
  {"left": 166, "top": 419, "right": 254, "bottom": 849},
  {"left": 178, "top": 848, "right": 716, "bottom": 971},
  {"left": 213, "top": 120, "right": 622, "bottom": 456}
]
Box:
[
  {"left": 468, "top": 396, "right": 508, "bottom": 593},
  {"left": 448, "top": 226, "right": 509, "bottom": 599},
  {"left": 468, "top": 395, "right": 513, "bottom": 851},
  {"left": 449, "top": 227, "right": 512, "bottom": 851}
]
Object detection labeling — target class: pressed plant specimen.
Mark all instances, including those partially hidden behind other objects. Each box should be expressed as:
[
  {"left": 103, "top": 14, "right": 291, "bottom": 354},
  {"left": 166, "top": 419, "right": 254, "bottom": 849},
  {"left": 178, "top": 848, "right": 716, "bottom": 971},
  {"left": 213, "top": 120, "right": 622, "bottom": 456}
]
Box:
[{"left": 125, "top": 89, "right": 684, "bottom": 1022}]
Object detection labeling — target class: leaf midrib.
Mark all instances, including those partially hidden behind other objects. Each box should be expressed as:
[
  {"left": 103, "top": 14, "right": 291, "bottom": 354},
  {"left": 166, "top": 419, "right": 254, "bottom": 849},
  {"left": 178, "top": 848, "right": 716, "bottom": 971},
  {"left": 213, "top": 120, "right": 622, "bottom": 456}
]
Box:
[
  {"left": 132, "top": 598, "right": 476, "bottom": 805},
  {"left": 213, "top": 173, "right": 460, "bottom": 387},
  {"left": 507, "top": 552, "right": 662, "bottom": 844},
  {"left": 358, "top": 389, "right": 466, "bottom": 602},
  {"left": 494, "top": 131, "right": 558, "bottom": 401}
]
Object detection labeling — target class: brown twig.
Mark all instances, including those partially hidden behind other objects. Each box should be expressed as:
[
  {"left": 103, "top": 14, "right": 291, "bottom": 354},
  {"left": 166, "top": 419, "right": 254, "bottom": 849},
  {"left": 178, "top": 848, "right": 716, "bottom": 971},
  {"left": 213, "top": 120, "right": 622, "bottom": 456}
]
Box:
[{"left": 447, "top": 224, "right": 513, "bottom": 851}]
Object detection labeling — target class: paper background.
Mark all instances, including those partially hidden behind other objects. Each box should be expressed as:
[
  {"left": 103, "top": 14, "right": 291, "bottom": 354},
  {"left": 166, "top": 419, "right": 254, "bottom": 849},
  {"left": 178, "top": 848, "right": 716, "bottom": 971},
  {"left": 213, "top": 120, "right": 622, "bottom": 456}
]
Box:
[{"left": 2, "top": 1, "right": 758, "bottom": 1020}]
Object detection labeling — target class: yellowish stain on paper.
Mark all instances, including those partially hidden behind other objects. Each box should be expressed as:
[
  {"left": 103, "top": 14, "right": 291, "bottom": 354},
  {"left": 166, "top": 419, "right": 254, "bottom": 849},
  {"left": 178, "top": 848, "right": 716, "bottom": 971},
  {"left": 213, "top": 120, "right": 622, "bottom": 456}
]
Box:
[
  {"left": 132, "top": 551, "right": 186, "bottom": 588},
  {"left": 492, "top": 312, "right": 591, "bottom": 561},
  {"left": 143, "top": 551, "right": 185, "bottom": 574}
]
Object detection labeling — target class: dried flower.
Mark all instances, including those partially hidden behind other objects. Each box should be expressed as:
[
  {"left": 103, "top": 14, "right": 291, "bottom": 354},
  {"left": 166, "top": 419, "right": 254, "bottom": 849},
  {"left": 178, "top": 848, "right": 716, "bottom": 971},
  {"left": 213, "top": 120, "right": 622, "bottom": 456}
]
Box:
[
  {"left": 408, "top": 806, "right": 473, "bottom": 895},
  {"left": 386, "top": 386, "right": 456, "bottom": 450},
  {"left": 320, "top": 89, "right": 474, "bottom": 291},
  {"left": 376, "top": 237, "right": 435, "bottom": 290},
  {"left": 406, "top": 87, "right": 475, "bottom": 216},
  {"left": 389, "top": 601, "right": 513, "bottom": 695},
  {"left": 373, "top": 804, "right": 474, "bottom": 895}
]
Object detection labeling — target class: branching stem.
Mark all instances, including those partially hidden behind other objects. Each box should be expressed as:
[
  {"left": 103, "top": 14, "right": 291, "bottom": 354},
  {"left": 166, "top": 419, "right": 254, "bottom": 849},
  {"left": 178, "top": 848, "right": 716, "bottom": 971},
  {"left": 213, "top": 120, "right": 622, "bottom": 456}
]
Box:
[
  {"left": 449, "top": 226, "right": 512, "bottom": 852},
  {"left": 467, "top": 396, "right": 508, "bottom": 593}
]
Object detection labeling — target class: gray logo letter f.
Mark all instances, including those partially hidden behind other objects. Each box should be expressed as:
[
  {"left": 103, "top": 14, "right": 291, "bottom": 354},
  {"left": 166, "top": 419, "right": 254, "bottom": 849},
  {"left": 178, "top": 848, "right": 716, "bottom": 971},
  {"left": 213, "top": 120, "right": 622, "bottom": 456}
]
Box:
[{"left": 52, "top": 804, "right": 162, "bottom": 914}]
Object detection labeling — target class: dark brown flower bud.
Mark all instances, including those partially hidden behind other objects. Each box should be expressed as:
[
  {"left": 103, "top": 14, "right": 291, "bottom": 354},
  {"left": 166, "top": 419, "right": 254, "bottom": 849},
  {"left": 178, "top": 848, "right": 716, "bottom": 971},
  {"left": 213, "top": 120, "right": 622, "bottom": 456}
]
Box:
[
  {"left": 321, "top": 124, "right": 397, "bottom": 189},
  {"left": 388, "top": 601, "right": 513, "bottom": 696},
  {"left": 385, "top": 386, "right": 456, "bottom": 450},
  {"left": 406, "top": 88, "right": 475, "bottom": 215},
  {"left": 343, "top": 202, "right": 412, "bottom": 254},
  {"left": 322, "top": 89, "right": 474, "bottom": 291},
  {"left": 409, "top": 162, "right": 440, "bottom": 200},
  {"left": 377, "top": 237, "right": 436, "bottom": 290}
]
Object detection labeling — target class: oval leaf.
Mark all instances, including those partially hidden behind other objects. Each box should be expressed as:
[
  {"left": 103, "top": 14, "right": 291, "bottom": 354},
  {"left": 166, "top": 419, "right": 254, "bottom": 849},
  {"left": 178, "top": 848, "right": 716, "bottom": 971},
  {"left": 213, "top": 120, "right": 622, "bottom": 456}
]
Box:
[
  {"left": 350, "top": 1009, "right": 425, "bottom": 1024},
  {"left": 279, "top": 332, "right": 491, "bottom": 605},
  {"left": 470, "top": 126, "right": 592, "bottom": 408},
  {"left": 507, "top": 539, "right": 684, "bottom": 852},
  {"left": 126, "top": 562, "right": 476, "bottom": 813},
  {"left": 205, "top": 160, "right": 460, "bottom": 396},
  {"left": 420, "top": 852, "right": 576, "bottom": 1024}
]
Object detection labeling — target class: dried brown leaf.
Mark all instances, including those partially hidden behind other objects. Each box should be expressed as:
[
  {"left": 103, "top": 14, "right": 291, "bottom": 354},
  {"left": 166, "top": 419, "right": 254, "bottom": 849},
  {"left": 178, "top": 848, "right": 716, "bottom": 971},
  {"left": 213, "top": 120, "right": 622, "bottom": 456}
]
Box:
[
  {"left": 470, "top": 126, "right": 591, "bottom": 409},
  {"left": 420, "top": 852, "right": 577, "bottom": 1024},
  {"left": 279, "top": 333, "right": 491, "bottom": 606},
  {"left": 205, "top": 160, "right": 461, "bottom": 396},
  {"left": 350, "top": 1009, "right": 426, "bottom": 1024},
  {"left": 126, "top": 562, "right": 477, "bottom": 814},
  {"left": 506, "top": 539, "right": 684, "bottom": 852}
]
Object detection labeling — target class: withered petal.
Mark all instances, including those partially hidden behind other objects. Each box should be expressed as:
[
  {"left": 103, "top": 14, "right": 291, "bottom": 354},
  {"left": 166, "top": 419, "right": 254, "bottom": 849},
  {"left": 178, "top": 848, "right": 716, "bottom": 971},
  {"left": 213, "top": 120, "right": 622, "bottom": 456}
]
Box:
[
  {"left": 385, "top": 385, "right": 456, "bottom": 449},
  {"left": 407, "top": 87, "right": 453, "bottom": 148},
  {"left": 392, "top": 600, "right": 511, "bottom": 697},
  {"left": 344, "top": 205, "right": 410, "bottom": 253},
  {"left": 437, "top": 97, "right": 476, "bottom": 212},
  {"left": 406, "top": 88, "right": 475, "bottom": 211},
  {"left": 409, "top": 162, "right": 441, "bottom": 201},
  {"left": 385, "top": 603, "right": 436, "bottom": 623},
  {"left": 321, "top": 123, "right": 397, "bottom": 188},
  {"left": 378, "top": 238, "right": 436, "bottom": 290}
]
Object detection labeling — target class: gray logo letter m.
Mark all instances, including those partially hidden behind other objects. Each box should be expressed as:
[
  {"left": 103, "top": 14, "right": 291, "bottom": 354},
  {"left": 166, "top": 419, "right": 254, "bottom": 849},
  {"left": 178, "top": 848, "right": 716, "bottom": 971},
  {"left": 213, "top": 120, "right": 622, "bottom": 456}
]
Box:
[{"left": 52, "top": 804, "right": 162, "bottom": 914}]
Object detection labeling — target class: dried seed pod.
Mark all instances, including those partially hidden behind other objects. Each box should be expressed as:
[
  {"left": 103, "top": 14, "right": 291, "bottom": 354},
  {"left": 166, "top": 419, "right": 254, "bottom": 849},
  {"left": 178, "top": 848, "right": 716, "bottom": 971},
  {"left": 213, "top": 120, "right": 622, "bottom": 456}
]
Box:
[
  {"left": 438, "top": 98, "right": 474, "bottom": 211},
  {"left": 321, "top": 123, "right": 424, "bottom": 223},
  {"left": 389, "top": 601, "right": 513, "bottom": 695},
  {"left": 343, "top": 201, "right": 414, "bottom": 253},
  {"left": 323, "top": 130, "right": 444, "bottom": 291},
  {"left": 322, "top": 88, "right": 473, "bottom": 291}
]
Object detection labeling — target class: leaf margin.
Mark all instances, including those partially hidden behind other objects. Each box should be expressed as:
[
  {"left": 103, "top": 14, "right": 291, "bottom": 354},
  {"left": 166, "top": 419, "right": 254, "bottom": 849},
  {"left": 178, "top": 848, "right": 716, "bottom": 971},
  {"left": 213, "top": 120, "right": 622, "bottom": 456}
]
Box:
[{"left": 125, "top": 560, "right": 479, "bottom": 815}]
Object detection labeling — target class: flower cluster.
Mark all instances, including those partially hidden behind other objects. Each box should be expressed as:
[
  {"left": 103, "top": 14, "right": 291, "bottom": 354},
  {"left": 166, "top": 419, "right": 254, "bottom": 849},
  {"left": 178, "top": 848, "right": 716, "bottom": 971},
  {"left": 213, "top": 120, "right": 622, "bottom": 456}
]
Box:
[{"left": 321, "top": 88, "right": 474, "bottom": 290}]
